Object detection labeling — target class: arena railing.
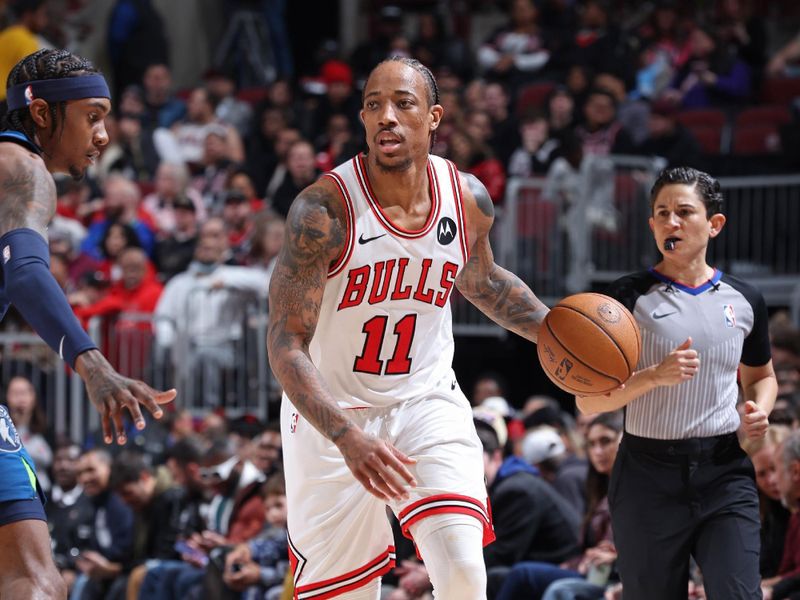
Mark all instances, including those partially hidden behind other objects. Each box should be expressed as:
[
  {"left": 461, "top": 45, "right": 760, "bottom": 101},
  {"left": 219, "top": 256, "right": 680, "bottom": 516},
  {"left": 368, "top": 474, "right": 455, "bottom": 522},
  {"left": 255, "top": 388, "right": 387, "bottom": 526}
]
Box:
[
  {"left": 0, "top": 286, "right": 276, "bottom": 444},
  {"left": 457, "top": 158, "right": 800, "bottom": 335}
]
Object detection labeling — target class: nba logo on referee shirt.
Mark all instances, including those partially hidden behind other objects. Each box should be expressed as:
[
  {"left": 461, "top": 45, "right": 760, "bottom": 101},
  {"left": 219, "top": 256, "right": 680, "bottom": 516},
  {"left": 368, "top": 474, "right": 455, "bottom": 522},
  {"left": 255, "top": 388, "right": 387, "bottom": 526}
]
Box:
[{"left": 723, "top": 304, "right": 736, "bottom": 327}]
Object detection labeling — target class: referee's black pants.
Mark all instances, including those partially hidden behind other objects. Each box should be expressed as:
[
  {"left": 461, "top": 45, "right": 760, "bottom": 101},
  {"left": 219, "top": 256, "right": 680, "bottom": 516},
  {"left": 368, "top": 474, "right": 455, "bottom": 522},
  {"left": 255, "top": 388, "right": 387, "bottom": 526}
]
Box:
[{"left": 610, "top": 432, "right": 761, "bottom": 600}]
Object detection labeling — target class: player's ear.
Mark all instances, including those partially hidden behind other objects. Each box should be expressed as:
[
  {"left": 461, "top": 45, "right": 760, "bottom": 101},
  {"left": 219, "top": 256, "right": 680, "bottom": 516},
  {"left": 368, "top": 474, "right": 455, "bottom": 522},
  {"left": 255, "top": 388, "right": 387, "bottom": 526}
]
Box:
[
  {"left": 648, "top": 216, "right": 655, "bottom": 233},
  {"left": 708, "top": 213, "right": 726, "bottom": 238},
  {"left": 28, "top": 98, "right": 52, "bottom": 130},
  {"left": 429, "top": 104, "right": 443, "bottom": 132}
]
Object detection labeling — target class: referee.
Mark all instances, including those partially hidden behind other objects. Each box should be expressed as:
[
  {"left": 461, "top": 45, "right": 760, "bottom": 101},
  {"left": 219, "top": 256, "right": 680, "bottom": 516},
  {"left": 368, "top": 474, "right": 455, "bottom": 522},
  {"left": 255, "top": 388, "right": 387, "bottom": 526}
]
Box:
[{"left": 577, "top": 167, "right": 778, "bottom": 599}]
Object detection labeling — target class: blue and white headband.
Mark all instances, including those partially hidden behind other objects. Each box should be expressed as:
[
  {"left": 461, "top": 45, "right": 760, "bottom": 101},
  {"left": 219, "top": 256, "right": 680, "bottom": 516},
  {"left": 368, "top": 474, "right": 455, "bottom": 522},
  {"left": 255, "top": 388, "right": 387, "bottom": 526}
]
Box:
[{"left": 6, "top": 74, "right": 110, "bottom": 111}]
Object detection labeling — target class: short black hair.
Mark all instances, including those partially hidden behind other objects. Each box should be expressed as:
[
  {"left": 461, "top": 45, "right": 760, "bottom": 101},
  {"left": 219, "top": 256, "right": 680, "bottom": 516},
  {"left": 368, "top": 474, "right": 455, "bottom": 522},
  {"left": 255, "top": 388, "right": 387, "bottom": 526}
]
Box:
[
  {"left": 109, "top": 451, "right": 152, "bottom": 489},
  {"left": 165, "top": 435, "right": 207, "bottom": 466},
  {"left": 474, "top": 419, "right": 500, "bottom": 455},
  {"left": 650, "top": 166, "right": 724, "bottom": 217},
  {"left": 3, "top": 48, "right": 100, "bottom": 139}
]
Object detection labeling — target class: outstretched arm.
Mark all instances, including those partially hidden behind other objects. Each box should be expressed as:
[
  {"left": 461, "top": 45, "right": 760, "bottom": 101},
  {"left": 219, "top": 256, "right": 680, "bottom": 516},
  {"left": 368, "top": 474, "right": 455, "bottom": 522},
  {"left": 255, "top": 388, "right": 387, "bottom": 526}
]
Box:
[
  {"left": 0, "top": 147, "right": 174, "bottom": 444},
  {"left": 455, "top": 173, "right": 549, "bottom": 343},
  {"left": 267, "top": 179, "right": 416, "bottom": 502}
]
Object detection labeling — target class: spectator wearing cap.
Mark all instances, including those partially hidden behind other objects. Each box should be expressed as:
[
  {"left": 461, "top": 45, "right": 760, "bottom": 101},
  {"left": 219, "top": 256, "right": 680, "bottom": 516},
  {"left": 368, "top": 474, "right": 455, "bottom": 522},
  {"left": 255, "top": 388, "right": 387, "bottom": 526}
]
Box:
[
  {"left": 270, "top": 140, "right": 320, "bottom": 218},
  {"left": 524, "top": 408, "right": 590, "bottom": 516},
  {"left": 153, "top": 193, "right": 199, "bottom": 281},
  {"left": 475, "top": 419, "right": 581, "bottom": 597},
  {"left": 204, "top": 68, "right": 254, "bottom": 138},
  {"left": 221, "top": 190, "right": 256, "bottom": 265},
  {"left": 633, "top": 98, "right": 702, "bottom": 168},
  {"left": 143, "top": 162, "right": 207, "bottom": 238},
  {"left": 309, "top": 59, "right": 362, "bottom": 138}
]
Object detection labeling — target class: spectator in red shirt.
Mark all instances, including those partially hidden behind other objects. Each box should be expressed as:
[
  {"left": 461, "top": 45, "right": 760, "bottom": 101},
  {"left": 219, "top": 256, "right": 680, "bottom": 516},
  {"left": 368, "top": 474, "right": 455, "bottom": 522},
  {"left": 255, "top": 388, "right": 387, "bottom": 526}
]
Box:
[{"left": 73, "top": 247, "right": 163, "bottom": 379}]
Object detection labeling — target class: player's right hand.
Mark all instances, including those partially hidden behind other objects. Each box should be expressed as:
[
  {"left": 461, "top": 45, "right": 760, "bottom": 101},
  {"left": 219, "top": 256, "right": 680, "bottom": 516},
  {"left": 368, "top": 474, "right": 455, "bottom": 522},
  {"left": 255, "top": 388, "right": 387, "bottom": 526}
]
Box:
[
  {"left": 653, "top": 337, "right": 700, "bottom": 387},
  {"left": 75, "top": 349, "right": 176, "bottom": 445},
  {"left": 336, "top": 427, "right": 417, "bottom": 502}
]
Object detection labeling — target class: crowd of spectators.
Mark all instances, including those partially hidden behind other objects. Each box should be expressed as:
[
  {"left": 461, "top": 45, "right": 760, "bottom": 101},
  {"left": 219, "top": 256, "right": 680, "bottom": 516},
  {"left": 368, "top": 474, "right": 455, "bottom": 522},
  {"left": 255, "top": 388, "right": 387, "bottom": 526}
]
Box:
[{"left": 0, "top": 0, "right": 800, "bottom": 598}]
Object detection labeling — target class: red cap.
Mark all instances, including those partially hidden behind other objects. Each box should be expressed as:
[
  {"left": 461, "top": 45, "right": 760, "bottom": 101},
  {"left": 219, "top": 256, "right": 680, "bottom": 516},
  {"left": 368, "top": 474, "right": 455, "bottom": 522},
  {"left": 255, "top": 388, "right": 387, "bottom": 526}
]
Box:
[{"left": 321, "top": 60, "right": 353, "bottom": 86}]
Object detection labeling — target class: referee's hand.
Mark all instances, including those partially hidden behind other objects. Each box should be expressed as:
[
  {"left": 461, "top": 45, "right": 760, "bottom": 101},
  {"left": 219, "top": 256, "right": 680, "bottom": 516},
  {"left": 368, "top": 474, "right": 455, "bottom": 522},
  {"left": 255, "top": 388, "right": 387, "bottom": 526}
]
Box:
[
  {"left": 336, "top": 427, "right": 418, "bottom": 502},
  {"left": 741, "top": 400, "right": 769, "bottom": 440},
  {"left": 653, "top": 337, "right": 700, "bottom": 387}
]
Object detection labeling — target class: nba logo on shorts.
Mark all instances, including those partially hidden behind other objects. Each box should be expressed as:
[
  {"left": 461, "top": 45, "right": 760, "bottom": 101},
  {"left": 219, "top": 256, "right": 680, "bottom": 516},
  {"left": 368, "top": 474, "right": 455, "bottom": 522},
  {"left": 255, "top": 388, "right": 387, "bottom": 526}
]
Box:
[
  {"left": 2, "top": 245, "right": 10, "bottom": 264},
  {"left": 290, "top": 412, "right": 298, "bottom": 433},
  {"left": 723, "top": 304, "right": 736, "bottom": 328}
]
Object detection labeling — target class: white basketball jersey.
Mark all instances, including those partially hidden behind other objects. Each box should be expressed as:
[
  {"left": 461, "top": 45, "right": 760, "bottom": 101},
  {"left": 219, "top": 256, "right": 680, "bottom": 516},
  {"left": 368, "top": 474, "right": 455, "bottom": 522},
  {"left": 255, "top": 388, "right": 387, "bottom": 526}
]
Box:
[{"left": 310, "top": 153, "right": 470, "bottom": 408}]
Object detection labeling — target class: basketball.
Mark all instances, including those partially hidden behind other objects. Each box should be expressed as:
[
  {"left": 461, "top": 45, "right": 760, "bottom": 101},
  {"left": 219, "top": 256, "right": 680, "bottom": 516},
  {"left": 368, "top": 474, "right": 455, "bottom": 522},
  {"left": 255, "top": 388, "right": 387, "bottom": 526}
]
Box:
[{"left": 537, "top": 293, "right": 641, "bottom": 396}]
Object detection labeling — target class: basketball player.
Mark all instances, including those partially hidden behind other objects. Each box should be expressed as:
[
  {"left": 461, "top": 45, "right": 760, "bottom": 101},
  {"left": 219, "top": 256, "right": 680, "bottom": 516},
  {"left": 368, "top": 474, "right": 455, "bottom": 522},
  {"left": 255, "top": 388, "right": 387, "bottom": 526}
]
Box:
[
  {"left": 268, "top": 57, "right": 549, "bottom": 599},
  {"left": 0, "top": 49, "right": 175, "bottom": 598},
  {"left": 577, "top": 167, "right": 777, "bottom": 599}
]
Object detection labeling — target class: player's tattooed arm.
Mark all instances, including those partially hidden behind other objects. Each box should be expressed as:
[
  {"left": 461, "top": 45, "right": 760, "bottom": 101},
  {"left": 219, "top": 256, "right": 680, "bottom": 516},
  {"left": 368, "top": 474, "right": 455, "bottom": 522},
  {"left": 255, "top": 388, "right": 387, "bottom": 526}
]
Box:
[
  {"left": 456, "top": 172, "right": 549, "bottom": 343},
  {"left": 0, "top": 146, "right": 56, "bottom": 238},
  {"left": 267, "top": 179, "right": 356, "bottom": 442}
]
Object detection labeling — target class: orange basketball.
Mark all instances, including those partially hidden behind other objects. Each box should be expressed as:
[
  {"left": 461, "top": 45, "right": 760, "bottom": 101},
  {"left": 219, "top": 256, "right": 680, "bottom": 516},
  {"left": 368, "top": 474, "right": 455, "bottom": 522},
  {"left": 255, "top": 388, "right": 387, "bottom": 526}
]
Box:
[{"left": 537, "top": 293, "right": 641, "bottom": 396}]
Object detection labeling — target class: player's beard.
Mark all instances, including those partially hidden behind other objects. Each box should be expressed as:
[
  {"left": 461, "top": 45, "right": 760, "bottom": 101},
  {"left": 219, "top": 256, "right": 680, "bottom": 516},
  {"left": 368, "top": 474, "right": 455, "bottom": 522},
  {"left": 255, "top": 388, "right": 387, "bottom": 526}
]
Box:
[{"left": 374, "top": 154, "right": 413, "bottom": 173}]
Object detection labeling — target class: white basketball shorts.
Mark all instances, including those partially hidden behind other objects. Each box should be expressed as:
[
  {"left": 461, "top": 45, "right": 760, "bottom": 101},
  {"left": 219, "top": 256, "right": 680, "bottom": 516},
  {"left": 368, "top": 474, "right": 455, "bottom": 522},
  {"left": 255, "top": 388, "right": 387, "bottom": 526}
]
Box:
[{"left": 281, "top": 372, "right": 494, "bottom": 600}]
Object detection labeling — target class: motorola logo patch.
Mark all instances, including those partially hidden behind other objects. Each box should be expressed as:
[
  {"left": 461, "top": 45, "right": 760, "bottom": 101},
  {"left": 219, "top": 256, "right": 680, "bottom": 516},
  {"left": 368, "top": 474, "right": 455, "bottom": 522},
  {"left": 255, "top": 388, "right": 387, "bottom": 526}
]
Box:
[{"left": 437, "top": 217, "right": 457, "bottom": 245}]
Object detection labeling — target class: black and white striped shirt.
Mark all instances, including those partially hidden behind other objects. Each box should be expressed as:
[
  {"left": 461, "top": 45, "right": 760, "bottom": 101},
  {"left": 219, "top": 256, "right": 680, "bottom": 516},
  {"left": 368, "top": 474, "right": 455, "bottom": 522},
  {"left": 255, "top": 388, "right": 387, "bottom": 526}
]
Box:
[{"left": 606, "top": 268, "right": 771, "bottom": 440}]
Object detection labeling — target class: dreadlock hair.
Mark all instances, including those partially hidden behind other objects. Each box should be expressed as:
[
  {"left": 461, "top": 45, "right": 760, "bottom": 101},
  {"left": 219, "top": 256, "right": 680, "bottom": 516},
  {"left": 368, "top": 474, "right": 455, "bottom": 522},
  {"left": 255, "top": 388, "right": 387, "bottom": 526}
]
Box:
[
  {"left": 365, "top": 56, "right": 441, "bottom": 149},
  {"left": 2, "top": 48, "right": 99, "bottom": 140}
]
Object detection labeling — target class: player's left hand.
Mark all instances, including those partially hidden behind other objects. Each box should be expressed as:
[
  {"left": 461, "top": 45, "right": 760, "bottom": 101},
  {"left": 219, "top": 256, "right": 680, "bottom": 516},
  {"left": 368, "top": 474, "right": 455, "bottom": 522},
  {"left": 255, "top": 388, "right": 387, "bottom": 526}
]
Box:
[
  {"left": 741, "top": 400, "right": 769, "bottom": 440},
  {"left": 75, "top": 349, "right": 176, "bottom": 444}
]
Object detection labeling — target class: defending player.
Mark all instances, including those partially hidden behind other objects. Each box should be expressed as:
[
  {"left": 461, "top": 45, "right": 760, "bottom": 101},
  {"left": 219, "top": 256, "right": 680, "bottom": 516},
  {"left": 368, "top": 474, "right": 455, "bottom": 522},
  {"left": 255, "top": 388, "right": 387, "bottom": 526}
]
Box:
[
  {"left": 0, "top": 49, "right": 175, "bottom": 598},
  {"left": 268, "top": 57, "right": 549, "bottom": 599}
]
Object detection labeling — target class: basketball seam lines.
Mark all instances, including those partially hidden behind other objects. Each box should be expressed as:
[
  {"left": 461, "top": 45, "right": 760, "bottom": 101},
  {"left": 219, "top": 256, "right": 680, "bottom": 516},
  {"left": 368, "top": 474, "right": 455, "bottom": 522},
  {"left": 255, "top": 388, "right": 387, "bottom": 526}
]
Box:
[
  {"left": 544, "top": 318, "right": 623, "bottom": 385},
  {"left": 556, "top": 304, "right": 633, "bottom": 374}
]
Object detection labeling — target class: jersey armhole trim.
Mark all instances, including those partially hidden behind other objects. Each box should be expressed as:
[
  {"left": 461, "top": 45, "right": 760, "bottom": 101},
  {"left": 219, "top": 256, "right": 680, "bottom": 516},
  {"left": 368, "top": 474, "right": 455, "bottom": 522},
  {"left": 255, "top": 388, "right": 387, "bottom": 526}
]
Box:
[
  {"left": 446, "top": 159, "right": 470, "bottom": 263},
  {"left": 322, "top": 172, "right": 355, "bottom": 278}
]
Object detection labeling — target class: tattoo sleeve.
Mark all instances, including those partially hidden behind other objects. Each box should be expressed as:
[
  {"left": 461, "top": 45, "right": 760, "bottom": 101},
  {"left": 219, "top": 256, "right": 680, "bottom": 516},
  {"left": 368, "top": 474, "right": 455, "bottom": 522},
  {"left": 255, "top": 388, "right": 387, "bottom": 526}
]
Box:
[
  {"left": 267, "top": 182, "right": 355, "bottom": 442},
  {"left": 0, "top": 152, "right": 56, "bottom": 238},
  {"left": 456, "top": 173, "right": 549, "bottom": 342}
]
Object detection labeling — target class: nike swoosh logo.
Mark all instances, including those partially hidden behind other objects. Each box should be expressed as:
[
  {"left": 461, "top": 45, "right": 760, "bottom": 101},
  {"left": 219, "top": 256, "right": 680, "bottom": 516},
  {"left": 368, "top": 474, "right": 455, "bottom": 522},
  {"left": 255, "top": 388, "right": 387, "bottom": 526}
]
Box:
[
  {"left": 652, "top": 311, "right": 677, "bottom": 320},
  {"left": 358, "top": 233, "right": 387, "bottom": 245}
]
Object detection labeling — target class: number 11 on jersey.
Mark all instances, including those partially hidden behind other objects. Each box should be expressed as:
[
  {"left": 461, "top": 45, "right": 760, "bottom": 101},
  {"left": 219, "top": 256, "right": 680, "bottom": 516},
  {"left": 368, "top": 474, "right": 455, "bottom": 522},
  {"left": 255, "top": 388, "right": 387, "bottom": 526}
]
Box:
[{"left": 353, "top": 313, "right": 417, "bottom": 375}]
